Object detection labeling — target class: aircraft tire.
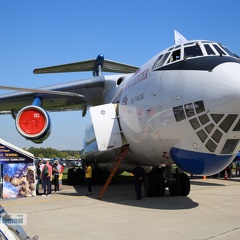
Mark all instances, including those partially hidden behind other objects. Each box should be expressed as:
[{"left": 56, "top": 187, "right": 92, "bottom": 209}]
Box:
[
  {"left": 93, "top": 168, "right": 104, "bottom": 184},
  {"left": 179, "top": 173, "right": 190, "bottom": 196},
  {"left": 168, "top": 175, "right": 180, "bottom": 196},
  {"left": 155, "top": 175, "right": 165, "bottom": 197},
  {"left": 76, "top": 168, "right": 85, "bottom": 185},
  {"left": 67, "top": 168, "right": 76, "bottom": 185},
  {"left": 144, "top": 174, "right": 154, "bottom": 197}
]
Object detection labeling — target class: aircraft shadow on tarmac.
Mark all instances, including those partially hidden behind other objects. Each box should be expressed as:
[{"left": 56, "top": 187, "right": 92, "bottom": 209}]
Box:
[
  {"left": 190, "top": 180, "right": 224, "bottom": 186},
  {"left": 191, "top": 177, "right": 240, "bottom": 186},
  {"left": 59, "top": 182, "right": 199, "bottom": 211}
]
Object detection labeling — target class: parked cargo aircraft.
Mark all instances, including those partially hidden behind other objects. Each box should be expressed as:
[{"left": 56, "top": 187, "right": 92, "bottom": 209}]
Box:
[{"left": 0, "top": 32, "right": 240, "bottom": 197}]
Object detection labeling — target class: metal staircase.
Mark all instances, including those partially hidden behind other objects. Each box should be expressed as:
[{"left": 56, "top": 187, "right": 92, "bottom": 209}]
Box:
[{"left": 97, "top": 145, "right": 129, "bottom": 200}]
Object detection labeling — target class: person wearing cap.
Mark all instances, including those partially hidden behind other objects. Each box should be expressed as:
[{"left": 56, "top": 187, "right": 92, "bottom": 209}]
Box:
[{"left": 52, "top": 160, "right": 60, "bottom": 192}]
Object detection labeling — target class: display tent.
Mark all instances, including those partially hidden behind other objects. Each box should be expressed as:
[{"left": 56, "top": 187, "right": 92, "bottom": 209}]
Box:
[{"left": 0, "top": 138, "right": 35, "bottom": 199}]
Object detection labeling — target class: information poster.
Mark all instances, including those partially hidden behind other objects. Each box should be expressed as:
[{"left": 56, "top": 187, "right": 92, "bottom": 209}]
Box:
[{"left": 0, "top": 140, "right": 35, "bottom": 199}]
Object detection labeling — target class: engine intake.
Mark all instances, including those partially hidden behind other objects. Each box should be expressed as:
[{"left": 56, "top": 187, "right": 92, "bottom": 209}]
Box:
[{"left": 15, "top": 105, "right": 51, "bottom": 143}]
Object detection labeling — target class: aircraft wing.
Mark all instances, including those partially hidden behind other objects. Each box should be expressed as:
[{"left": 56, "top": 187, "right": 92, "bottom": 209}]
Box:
[
  {"left": 0, "top": 76, "right": 105, "bottom": 114},
  {"left": 33, "top": 58, "right": 139, "bottom": 74},
  {"left": 0, "top": 55, "right": 139, "bottom": 143}
]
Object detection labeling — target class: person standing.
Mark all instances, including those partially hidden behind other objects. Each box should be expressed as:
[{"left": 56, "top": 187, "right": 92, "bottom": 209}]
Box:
[
  {"left": 41, "top": 160, "right": 52, "bottom": 196},
  {"left": 132, "top": 162, "right": 145, "bottom": 200},
  {"left": 85, "top": 162, "right": 92, "bottom": 195},
  {"left": 35, "top": 160, "right": 42, "bottom": 195},
  {"left": 52, "top": 160, "right": 60, "bottom": 192},
  {"left": 59, "top": 163, "right": 65, "bottom": 190}
]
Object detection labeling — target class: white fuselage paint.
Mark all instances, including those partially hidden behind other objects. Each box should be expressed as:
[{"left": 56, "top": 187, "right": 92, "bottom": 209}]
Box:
[{"left": 84, "top": 40, "right": 240, "bottom": 174}]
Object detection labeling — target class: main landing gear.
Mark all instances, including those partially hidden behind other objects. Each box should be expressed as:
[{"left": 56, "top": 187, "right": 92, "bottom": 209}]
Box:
[{"left": 143, "top": 165, "right": 190, "bottom": 197}]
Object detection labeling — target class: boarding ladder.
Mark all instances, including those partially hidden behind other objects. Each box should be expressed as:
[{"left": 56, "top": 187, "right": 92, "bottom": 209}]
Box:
[{"left": 97, "top": 145, "right": 129, "bottom": 200}]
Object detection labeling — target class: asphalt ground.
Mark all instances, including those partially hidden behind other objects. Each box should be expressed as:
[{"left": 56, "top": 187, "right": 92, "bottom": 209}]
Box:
[{"left": 1, "top": 176, "right": 240, "bottom": 240}]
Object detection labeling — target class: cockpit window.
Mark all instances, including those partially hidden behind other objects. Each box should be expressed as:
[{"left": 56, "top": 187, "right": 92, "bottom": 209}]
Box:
[
  {"left": 152, "top": 52, "right": 171, "bottom": 69},
  {"left": 167, "top": 49, "right": 181, "bottom": 63},
  {"left": 204, "top": 44, "right": 216, "bottom": 55},
  {"left": 213, "top": 44, "right": 227, "bottom": 56},
  {"left": 152, "top": 54, "right": 163, "bottom": 70},
  {"left": 184, "top": 42, "right": 194, "bottom": 46},
  {"left": 152, "top": 40, "right": 239, "bottom": 71},
  {"left": 184, "top": 45, "right": 203, "bottom": 59},
  {"left": 221, "top": 45, "right": 238, "bottom": 58}
]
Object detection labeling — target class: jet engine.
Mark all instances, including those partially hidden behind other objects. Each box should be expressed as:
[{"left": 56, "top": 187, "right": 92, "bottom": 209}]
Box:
[{"left": 15, "top": 105, "right": 51, "bottom": 143}]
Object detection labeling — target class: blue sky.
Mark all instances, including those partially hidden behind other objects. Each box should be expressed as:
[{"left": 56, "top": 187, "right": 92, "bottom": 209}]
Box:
[{"left": 0, "top": 1, "right": 239, "bottom": 150}]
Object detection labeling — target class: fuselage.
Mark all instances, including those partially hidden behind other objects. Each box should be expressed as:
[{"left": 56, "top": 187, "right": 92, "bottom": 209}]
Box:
[{"left": 84, "top": 40, "right": 240, "bottom": 175}]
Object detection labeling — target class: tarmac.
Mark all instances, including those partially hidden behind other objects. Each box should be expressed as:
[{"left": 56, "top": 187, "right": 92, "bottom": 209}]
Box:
[{"left": 2, "top": 176, "right": 240, "bottom": 240}]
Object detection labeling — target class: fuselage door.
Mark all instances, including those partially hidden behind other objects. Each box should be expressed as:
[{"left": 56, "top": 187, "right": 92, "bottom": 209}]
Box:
[{"left": 90, "top": 103, "right": 123, "bottom": 151}]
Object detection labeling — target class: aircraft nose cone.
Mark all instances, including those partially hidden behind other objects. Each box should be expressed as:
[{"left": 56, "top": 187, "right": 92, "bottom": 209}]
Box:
[{"left": 206, "top": 62, "right": 240, "bottom": 112}]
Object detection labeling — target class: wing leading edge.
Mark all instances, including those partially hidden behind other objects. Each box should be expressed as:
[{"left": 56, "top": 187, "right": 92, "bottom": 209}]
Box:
[
  {"left": 0, "top": 76, "right": 105, "bottom": 114},
  {"left": 33, "top": 55, "right": 139, "bottom": 75}
]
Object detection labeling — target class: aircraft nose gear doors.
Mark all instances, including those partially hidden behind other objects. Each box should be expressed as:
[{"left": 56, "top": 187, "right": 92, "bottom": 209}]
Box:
[{"left": 143, "top": 165, "right": 190, "bottom": 197}]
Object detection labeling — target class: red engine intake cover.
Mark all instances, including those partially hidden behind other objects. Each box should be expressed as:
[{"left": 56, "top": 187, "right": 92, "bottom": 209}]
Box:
[
  {"left": 18, "top": 108, "right": 46, "bottom": 135},
  {"left": 16, "top": 105, "right": 51, "bottom": 143}
]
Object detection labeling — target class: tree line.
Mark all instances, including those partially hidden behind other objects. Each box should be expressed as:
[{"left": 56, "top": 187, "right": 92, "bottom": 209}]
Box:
[{"left": 24, "top": 147, "right": 81, "bottom": 159}]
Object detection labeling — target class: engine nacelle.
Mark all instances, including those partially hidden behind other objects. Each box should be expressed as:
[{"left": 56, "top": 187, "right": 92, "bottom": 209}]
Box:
[{"left": 15, "top": 105, "right": 51, "bottom": 143}]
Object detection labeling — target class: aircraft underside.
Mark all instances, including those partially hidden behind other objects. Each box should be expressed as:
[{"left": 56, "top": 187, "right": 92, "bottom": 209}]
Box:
[{"left": 83, "top": 143, "right": 191, "bottom": 197}]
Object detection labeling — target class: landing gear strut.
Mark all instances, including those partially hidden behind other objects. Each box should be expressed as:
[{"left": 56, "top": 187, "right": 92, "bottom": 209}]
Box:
[{"left": 143, "top": 166, "right": 190, "bottom": 197}]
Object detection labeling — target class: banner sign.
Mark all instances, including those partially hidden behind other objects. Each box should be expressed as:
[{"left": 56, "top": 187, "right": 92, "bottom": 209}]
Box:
[{"left": 0, "top": 144, "right": 34, "bottom": 164}]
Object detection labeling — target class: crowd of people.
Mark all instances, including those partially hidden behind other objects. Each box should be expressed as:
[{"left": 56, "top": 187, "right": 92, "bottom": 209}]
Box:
[
  {"left": 34, "top": 160, "right": 146, "bottom": 200},
  {"left": 1, "top": 160, "right": 146, "bottom": 238},
  {"left": 35, "top": 159, "right": 65, "bottom": 196}
]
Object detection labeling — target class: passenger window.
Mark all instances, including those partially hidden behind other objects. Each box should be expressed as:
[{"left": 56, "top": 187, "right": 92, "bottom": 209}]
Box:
[
  {"left": 184, "top": 45, "right": 203, "bottom": 59},
  {"left": 204, "top": 44, "right": 216, "bottom": 55}
]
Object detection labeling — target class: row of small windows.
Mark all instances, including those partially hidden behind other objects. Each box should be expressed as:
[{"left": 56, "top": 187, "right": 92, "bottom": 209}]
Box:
[
  {"left": 174, "top": 102, "right": 240, "bottom": 133},
  {"left": 173, "top": 100, "right": 205, "bottom": 122}
]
